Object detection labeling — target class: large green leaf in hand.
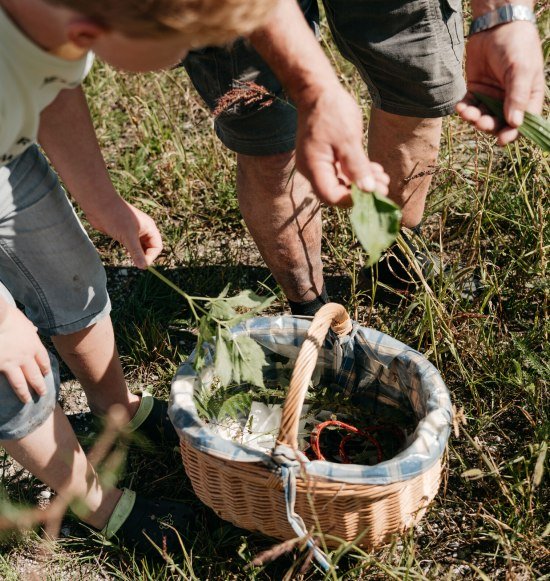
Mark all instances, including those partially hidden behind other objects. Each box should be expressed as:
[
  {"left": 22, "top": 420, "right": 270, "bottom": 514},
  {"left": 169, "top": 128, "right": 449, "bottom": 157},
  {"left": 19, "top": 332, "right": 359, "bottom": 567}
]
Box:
[{"left": 350, "top": 184, "right": 402, "bottom": 266}]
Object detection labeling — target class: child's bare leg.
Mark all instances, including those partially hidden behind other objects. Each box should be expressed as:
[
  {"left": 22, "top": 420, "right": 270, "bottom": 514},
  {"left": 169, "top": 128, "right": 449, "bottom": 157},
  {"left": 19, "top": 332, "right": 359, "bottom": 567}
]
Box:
[
  {"left": 1, "top": 405, "right": 121, "bottom": 530},
  {"left": 51, "top": 317, "right": 140, "bottom": 418}
]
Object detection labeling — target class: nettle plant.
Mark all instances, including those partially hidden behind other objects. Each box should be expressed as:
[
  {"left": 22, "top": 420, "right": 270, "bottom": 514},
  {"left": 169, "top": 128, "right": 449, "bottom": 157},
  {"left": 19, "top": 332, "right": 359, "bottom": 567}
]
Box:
[{"left": 149, "top": 185, "right": 402, "bottom": 386}]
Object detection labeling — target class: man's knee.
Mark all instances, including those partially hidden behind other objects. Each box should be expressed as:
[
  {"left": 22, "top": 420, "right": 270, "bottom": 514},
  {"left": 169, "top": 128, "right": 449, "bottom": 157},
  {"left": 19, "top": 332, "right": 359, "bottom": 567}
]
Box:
[{"left": 237, "top": 151, "right": 296, "bottom": 186}]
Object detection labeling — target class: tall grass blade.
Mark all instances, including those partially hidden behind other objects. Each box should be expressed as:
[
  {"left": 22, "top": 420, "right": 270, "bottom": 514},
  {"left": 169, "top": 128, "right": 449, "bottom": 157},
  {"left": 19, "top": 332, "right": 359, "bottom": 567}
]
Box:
[{"left": 474, "top": 92, "right": 550, "bottom": 152}]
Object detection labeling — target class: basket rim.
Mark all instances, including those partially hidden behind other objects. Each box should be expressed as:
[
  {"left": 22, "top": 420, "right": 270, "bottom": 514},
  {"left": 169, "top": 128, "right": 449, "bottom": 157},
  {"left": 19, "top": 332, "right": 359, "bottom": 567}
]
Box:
[{"left": 169, "top": 314, "right": 452, "bottom": 486}]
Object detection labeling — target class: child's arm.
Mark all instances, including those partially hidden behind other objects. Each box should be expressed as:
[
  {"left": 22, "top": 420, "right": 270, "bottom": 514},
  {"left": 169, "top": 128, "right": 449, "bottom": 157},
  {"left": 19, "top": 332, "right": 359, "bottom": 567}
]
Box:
[
  {"left": 38, "top": 87, "right": 163, "bottom": 269},
  {"left": 0, "top": 298, "right": 51, "bottom": 403}
]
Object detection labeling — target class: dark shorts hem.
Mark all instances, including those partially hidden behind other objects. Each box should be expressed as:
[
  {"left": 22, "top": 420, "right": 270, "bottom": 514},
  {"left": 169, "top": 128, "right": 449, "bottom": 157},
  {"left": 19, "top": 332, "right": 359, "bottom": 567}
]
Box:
[
  {"left": 216, "top": 130, "right": 296, "bottom": 156},
  {"left": 376, "top": 96, "right": 463, "bottom": 119},
  {"left": 185, "top": 0, "right": 466, "bottom": 147},
  {"left": 0, "top": 401, "right": 55, "bottom": 440}
]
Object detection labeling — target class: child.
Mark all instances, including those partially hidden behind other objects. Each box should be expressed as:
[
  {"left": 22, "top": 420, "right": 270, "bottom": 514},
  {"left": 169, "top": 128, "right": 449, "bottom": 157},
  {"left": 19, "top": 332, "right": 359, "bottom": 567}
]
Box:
[{"left": 0, "top": 0, "right": 274, "bottom": 555}]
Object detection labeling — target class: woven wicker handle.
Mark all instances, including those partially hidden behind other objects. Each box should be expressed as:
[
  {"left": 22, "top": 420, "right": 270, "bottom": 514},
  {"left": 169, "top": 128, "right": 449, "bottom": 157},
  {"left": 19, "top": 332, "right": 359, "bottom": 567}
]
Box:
[{"left": 277, "top": 303, "right": 352, "bottom": 449}]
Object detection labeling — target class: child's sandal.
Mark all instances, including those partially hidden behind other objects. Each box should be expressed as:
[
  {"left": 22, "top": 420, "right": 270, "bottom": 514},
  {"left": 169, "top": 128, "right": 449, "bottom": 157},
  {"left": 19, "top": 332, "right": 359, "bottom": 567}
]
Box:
[{"left": 99, "top": 488, "right": 194, "bottom": 556}]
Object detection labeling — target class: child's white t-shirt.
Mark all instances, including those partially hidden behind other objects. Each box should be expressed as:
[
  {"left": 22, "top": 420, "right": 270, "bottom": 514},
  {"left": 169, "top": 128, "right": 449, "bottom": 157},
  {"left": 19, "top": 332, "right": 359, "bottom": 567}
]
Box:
[{"left": 0, "top": 8, "right": 94, "bottom": 166}]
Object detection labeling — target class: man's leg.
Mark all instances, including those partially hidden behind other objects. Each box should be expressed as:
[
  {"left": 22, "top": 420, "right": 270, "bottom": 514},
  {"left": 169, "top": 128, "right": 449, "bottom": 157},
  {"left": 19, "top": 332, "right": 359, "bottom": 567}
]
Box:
[
  {"left": 321, "top": 0, "right": 465, "bottom": 299},
  {"left": 236, "top": 151, "right": 323, "bottom": 304},
  {"left": 182, "top": 0, "right": 326, "bottom": 313},
  {"left": 357, "top": 110, "right": 444, "bottom": 301},
  {"left": 368, "top": 110, "right": 442, "bottom": 229}
]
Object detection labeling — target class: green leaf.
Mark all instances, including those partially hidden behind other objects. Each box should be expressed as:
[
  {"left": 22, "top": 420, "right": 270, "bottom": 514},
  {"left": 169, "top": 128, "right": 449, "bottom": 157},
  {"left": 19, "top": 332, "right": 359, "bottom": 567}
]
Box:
[
  {"left": 198, "top": 315, "right": 214, "bottom": 342},
  {"left": 194, "top": 315, "right": 215, "bottom": 371},
  {"left": 208, "top": 299, "right": 237, "bottom": 321},
  {"left": 217, "top": 284, "right": 231, "bottom": 299},
  {"left": 214, "top": 332, "right": 234, "bottom": 386},
  {"left": 225, "top": 290, "right": 274, "bottom": 310},
  {"left": 217, "top": 392, "right": 253, "bottom": 421},
  {"left": 232, "top": 335, "right": 267, "bottom": 388},
  {"left": 461, "top": 468, "right": 485, "bottom": 479},
  {"left": 229, "top": 342, "right": 242, "bottom": 385},
  {"left": 210, "top": 294, "right": 276, "bottom": 330},
  {"left": 532, "top": 441, "right": 547, "bottom": 488},
  {"left": 350, "top": 184, "right": 402, "bottom": 266},
  {"left": 473, "top": 92, "right": 550, "bottom": 153}
]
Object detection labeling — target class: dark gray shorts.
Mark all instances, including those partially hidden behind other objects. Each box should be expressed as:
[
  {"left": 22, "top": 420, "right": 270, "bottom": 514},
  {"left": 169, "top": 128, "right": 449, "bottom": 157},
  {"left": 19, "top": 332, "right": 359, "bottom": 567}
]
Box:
[{"left": 183, "top": 0, "right": 466, "bottom": 155}]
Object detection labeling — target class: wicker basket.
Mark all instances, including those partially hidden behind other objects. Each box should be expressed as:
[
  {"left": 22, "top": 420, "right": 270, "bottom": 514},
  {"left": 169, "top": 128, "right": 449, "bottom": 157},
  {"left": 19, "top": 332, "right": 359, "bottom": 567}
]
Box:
[{"left": 171, "top": 303, "right": 451, "bottom": 551}]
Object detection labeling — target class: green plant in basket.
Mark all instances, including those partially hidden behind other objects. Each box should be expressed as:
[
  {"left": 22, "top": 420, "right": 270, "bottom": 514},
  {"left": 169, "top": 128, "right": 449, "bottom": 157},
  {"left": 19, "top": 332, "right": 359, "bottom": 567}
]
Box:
[{"left": 147, "top": 266, "right": 275, "bottom": 387}]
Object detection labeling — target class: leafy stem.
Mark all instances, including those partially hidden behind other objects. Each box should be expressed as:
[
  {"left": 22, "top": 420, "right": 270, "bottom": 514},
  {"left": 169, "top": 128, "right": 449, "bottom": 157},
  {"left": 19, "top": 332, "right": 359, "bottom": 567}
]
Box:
[{"left": 147, "top": 265, "right": 275, "bottom": 386}]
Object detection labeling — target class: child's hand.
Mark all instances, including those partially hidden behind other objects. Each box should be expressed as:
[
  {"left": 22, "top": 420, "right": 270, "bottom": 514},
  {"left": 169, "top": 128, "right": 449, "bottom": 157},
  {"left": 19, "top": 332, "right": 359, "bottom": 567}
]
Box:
[
  {"left": 89, "top": 199, "right": 163, "bottom": 269},
  {"left": 0, "top": 301, "right": 51, "bottom": 403}
]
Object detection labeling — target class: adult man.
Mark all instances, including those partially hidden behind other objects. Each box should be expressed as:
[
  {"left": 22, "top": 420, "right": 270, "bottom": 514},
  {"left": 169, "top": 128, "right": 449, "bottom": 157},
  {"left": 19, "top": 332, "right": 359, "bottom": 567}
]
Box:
[{"left": 183, "top": 0, "right": 544, "bottom": 312}]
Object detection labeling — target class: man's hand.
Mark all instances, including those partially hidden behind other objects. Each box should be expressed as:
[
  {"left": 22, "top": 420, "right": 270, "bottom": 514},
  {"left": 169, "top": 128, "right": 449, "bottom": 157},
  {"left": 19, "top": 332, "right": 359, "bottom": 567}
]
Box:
[
  {"left": 295, "top": 81, "right": 389, "bottom": 207},
  {"left": 87, "top": 198, "right": 163, "bottom": 269},
  {"left": 0, "top": 301, "right": 51, "bottom": 404},
  {"left": 250, "top": 0, "right": 389, "bottom": 207},
  {"left": 456, "top": 21, "right": 544, "bottom": 145}
]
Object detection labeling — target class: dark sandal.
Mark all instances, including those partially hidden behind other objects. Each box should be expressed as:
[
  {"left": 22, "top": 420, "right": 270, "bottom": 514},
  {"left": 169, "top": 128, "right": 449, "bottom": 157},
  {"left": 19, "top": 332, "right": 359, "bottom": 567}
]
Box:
[
  {"left": 90, "top": 392, "right": 180, "bottom": 451},
  {"left": 126, "top": 392, "right": 179, "bottom": 449},
  {"left": 100, "top": 488, "right": 194, "bottom": 556}
]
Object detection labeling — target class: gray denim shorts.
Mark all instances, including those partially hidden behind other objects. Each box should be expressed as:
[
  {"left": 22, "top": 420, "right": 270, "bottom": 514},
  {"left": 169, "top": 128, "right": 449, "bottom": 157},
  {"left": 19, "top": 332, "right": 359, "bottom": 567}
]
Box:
[
  {"left": 0, "top": 145, "right": 111, "bottom": 337},
  {"left": 0, "top": 145, "right": 111, "bottom": 440},
  {"left": 0, "top": 280, "right": 60, "bottom": 440},
  {"left": 183, "top": 0, "right": 466, "bottom": 155}
]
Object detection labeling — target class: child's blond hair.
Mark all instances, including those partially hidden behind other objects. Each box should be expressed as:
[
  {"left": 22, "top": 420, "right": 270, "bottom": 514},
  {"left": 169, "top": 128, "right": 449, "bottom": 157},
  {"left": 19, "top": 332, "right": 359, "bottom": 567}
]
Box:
[{"left": 47, "top": 0, "right": 276, "bottom": 45}]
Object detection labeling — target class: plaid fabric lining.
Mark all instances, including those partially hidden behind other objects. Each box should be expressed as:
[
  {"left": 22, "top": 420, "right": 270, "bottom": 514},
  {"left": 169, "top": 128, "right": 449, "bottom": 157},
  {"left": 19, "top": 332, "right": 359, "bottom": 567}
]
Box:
[{"left": 169, "top": 316, "right": 452, "bottom": 485}]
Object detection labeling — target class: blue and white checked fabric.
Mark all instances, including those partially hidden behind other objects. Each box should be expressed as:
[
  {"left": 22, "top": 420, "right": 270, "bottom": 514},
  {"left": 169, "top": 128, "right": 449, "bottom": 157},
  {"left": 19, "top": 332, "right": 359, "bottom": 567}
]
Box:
[{"left": 169, "top": 315, "right": 452, "bottom": 486}]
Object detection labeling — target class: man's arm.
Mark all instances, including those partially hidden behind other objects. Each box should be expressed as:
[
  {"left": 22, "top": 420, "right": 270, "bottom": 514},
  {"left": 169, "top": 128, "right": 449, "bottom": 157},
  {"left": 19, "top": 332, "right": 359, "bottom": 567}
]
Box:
[
  {"left": 249, "top": 0, "right": 389, "bottom": 207},
  {"left": 38, "top": 86, "right": 163, "bottom": 268},
  {"left": 455, "top": 0, "right": 544, "bottom": 145}
]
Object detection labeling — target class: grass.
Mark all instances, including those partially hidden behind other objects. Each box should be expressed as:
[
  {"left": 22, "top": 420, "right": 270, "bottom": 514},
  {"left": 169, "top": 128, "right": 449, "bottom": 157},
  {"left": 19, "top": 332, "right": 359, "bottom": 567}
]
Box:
[{"left": 1, "top": 17, "right": 549, "bottom": 581}]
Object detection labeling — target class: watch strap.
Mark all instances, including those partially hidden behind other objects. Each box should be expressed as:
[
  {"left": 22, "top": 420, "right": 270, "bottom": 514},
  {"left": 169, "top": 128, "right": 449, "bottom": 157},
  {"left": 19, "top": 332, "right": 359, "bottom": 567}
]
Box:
[{"left": 469, "top": 4, "right": 536, "bottom": 35}]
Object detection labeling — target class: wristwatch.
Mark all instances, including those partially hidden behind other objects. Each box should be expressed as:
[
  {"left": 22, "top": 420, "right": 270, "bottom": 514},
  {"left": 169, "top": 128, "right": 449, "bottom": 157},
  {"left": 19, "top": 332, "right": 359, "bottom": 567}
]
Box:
[{"left": 469, "top": 4, "right": 536, "bottom": 35}]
